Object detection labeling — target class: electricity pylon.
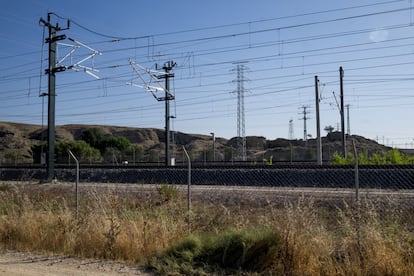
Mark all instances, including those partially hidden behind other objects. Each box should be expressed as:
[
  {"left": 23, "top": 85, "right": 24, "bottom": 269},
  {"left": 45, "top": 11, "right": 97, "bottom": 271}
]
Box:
[
  {"left": 128, "top": 60, "right": 176, "bottom": 166},
  {"left": 40, "top": 12, "right": 101, "bottom": 180},
  {"left": 232, "top": 63, "right": 248, "bottom": 161}
]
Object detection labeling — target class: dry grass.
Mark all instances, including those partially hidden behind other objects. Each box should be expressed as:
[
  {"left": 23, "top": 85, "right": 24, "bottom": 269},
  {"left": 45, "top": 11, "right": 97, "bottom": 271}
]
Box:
[{"left": 0, "top": 183, "right": 413, "bottom": 275}]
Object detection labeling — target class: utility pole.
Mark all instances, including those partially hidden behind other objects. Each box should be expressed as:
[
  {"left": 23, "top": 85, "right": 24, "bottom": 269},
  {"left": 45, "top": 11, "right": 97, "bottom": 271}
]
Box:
[
  {"left": 315, "top": 76, "right": 322, "bottom": 165},
  {"left": 210, "top": 132, "right": 215, "bottom": 162},
  {"left": 128, "top": 60, "right": 176, "bottom": 166},
  {"left": 288, "top": 119, "right": 294, "bottom": 164},
  {"left": 339, "top": 66, "right": 346, "bottom": 158},
  {"left": 157, "top": 61, "right": 176, "bottom": 166},
  {"left": 39, "top": 13, "right": 69, "bottom": 180},
  {"left": 346, "top": 104, "right": 351, "bottom": 135},
  {"left": 288, "top": 119, "right": 294, "bottom": 140},
  {"left": 39, "top": 92, "right": 48, "bottom": 165}
]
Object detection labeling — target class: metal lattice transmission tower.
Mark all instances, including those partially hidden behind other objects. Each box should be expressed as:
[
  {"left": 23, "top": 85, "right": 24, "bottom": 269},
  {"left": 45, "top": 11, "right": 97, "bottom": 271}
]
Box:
[
  {"left": 233, "top": 63, "right": 248, "bottom": 161},
  {"left": 288, "top": 119, "right": 294, "bottom": 140},
  {"left": 299, "top": 105, "right": 311, "bottom": 142}
]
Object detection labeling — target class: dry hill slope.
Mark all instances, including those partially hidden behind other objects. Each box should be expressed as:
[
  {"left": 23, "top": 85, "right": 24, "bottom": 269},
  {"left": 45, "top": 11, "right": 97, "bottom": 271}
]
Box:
[{"left": 0, "top": 121, "right": 392, "bottom": 164}]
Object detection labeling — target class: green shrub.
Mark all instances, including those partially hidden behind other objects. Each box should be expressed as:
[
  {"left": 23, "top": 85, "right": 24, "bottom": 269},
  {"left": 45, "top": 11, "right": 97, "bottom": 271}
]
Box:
[
  {"left": 332, "top": 152, "right": 351, "bottom": 165},
  {"left": 168, "top": 235, "right": 202, "bottom": 262},
  {"left": 332, "top": 149, "right": 414, "bottom": 165},
  {"left": 150, "top": 228, "right": 279, "bottom": 274},
  {"left": 0, "top": 183, "right": 11, "bottom": 192},
  {"left": 55, "top": 140, "right": 103, "bottom": 163},
  {"left": 156, "top": 184, "right": 179, "bottom": 202}
]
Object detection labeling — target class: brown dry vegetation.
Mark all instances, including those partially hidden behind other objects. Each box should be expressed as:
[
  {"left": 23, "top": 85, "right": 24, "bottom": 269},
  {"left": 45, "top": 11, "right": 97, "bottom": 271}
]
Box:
[{"left": 0, "top": 182, "right": 413, "bottom": 275}]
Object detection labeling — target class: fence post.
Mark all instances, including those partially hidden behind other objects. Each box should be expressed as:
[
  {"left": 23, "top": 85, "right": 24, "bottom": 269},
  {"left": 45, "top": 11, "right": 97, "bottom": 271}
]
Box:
[
  {"left": 68, "top": 150, "right": 79, "bottom": 220},
  {"left": 182, "top": 146, "right": 191, "bottom": 232},
  {"left": 352, "top": 139, "right": 359, "bottom": 205},
  {"left": 351, "top": 139, "right": 361, "bottom": 249}
]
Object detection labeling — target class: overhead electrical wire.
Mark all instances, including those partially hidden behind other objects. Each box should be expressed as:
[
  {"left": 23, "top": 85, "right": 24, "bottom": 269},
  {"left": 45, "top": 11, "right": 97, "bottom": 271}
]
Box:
[
  {"left": 0, "top": 21, "right": 412, "bottom": 84},
  {"left": 3, "top": 54, "right": 414, "bottom": 104},
  {"left": 3, "top": 1, "right": 414, "bottom": 135},
  {"left": 38, "top": 25, "right": 46, "bottom": 96},
  {"left": 69, "top": 0, "right": 406, "bottom": 41}
]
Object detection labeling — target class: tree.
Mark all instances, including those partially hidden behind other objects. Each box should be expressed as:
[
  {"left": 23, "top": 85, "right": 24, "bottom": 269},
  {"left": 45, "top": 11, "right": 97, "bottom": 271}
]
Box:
[
  {"left": 324, "top": 125, "right": 335, "bottom": 134},
  {"left": 202, "top": 149, "right": 214, "bottom": 162},
  {"left": 103, "top": 136, "right": 131, "bottom": 152},
  {"left": 55, "top": 140, "right": 102, "bottom": 163},
  {"left": 129, "top": 145, "right": 143, "bottom": 163},
  {"left": 80, "top": 129, "right": 132, "bottom": 161},
  {"left": 224, "top": 147, "right": 235, "bottom": 162},
  {"left": 80, "top": 128, "right": 104, "bottom": 148},
  {"left": 148, "top": 149, "right": 159, "bottom": 162}
]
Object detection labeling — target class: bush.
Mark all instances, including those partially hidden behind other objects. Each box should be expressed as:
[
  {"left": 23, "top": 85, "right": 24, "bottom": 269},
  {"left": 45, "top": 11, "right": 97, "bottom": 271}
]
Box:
[
  {"left": 0, "top": 183, "right": 11, "bottom": 192},
  {"left": 80, "top": 129, "right": 131, "bottom": 154},
  {"left": 150, "top": 228, "right": 279, "bottom": 274},
  {"left": 55, "top": 140, "right": 103, "bottom": 163},
  {"left": 156, "top": 184, "right": 179, "bottom": 202},
  {"left": 332, "top": 149, "right": 414, "bottom": 165}
]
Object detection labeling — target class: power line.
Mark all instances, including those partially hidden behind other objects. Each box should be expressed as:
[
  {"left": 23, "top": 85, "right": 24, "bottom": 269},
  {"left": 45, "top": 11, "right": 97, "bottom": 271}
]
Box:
[
  {"left": 4, "top": 54, "right": 414, "bottom": 105},
  {"left": 0, "top": 50, "right": 41, "bottom": 60},
  {"left": 97, "top": 20, "right": 410, "bottom": 56},
  {"left": 1, "top": 22, "right": 412, "bottom": 83},
  {"left": 0, "top": 5, "right": 410, "bottom": 71},
  {"left": 68, "top": 0, "right": 406, "bottom": 41},
  {"left": 3, "top": 51, "right": 414, "bottom": 105},
  {"left": 3, "top": 3, "right": 414, "bottom": 139}
]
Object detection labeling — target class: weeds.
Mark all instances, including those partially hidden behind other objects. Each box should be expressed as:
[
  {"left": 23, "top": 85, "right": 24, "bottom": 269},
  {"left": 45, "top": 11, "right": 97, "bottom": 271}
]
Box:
[
  {"left": 104, "top": 216, "right": 121, "bottom": 259},
  {"left": 156, "top": 184, "right": 179, "bottom": 202},
  {"left": 149, "top": 228, "right": 279, "bottom": 274},
  {"left": 0, "top": 182, "right": 11, "bottom": 192},
  {"left": 0, "top": 183, "right": 413, "bottom": 275}
]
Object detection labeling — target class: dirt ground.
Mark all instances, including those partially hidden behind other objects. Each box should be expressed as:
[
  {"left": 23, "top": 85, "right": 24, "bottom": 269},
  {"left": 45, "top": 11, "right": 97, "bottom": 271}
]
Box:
[{"left": 0, "top": 250, "right": 152, "bottom": 275}]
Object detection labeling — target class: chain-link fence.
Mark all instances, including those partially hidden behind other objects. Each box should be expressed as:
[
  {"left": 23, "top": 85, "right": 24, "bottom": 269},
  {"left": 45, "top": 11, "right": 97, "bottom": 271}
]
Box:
[
  {"left": 2, "top": 164, "right": 414, "bottom": 187},
  {"left": 1, "top": 159, "right": 414, "bottom": 224}
]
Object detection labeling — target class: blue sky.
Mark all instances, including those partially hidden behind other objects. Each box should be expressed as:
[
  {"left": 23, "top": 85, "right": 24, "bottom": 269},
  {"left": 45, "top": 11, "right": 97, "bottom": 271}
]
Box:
[{"left": 1, "top": 0, "right": 414, "bottom": 148}]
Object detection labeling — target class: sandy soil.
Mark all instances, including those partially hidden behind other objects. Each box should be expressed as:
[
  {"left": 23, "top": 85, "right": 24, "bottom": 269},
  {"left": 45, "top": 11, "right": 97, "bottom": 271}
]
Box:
[{"left": 0, "top": 250, "right": 152, "bottom": 276}]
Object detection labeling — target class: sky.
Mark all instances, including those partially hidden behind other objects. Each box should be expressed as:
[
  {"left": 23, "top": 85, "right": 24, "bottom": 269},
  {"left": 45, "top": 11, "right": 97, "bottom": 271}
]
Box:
[{"left": 1, "top": 0, "right": 414, "bottom": 148}]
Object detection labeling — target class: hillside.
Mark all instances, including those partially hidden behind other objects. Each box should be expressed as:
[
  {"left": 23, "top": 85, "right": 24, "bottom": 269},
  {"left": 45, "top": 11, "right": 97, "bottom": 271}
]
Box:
[{"left": 0, "top": 121, "right": 392, "bottom": 164}]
